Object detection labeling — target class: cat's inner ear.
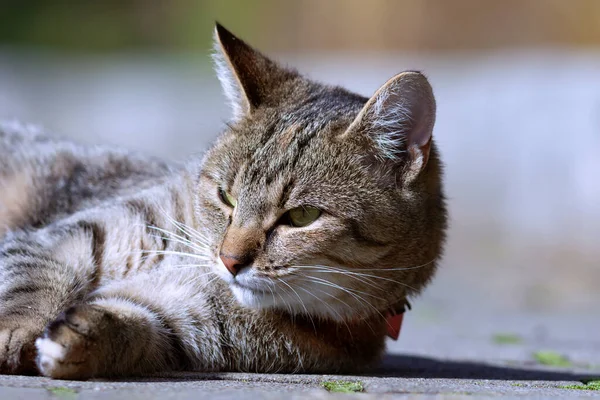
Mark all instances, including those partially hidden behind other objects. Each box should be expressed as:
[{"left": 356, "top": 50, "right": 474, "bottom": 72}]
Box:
[
  {"left": 347, "top": 71, "right": 436, "bottom": 176},
  {"left": 212, "top": 23, "right": 294, "bottom": 121}
]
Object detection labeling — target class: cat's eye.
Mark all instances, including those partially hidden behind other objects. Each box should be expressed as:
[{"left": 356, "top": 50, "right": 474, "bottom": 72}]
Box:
[
  {"left": 287, "top": 206, "right": 321, "bottom": 227},
  {"left": 218, "top": 188, "right": 237, "bottom": 208}
]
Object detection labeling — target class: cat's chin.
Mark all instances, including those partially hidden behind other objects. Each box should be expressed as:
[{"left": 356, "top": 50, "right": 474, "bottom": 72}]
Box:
[
  {"left": 217, "top": 267, "right": 364, "bottom": 321},
  {"left": 229, "top": 283, "right": 278, "bottom": 309},
  {"left": 228, "top": 281, "right": 358, "bottom": 322}
]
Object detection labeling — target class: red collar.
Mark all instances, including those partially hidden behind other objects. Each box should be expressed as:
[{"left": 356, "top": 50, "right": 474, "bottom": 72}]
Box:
[
  {"left": 385, "top": 300, "right": 410, "bottom": 341},
  {"left": 385, "top": 312, "right": 404, "bottom": 340}
]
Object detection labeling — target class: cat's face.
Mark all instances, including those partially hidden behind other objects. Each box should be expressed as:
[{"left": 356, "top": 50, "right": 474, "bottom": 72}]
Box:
[{"left": 192, "top": 25, "right": 446, "bottom": 321}]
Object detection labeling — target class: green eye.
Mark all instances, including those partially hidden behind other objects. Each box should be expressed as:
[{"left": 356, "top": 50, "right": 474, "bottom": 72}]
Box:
[
  {"left": 218, "top": 188, "right": 237, "bottom": 207},
  {"left": 288, "top": 206, "right": 321, "bottom": 227}
]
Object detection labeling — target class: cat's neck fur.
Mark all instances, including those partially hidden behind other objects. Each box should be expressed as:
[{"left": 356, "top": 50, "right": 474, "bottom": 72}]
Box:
[{"left": 208, "top": 279, "right": 387, "bottom": 372}]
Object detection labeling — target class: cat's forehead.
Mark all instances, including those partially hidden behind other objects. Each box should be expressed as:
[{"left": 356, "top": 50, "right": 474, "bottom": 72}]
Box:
[
  {"left": 209, "top": 84, "right": 370, "bottom": 200},
  {"left": 238, "top": 85, "right": 366, "bottom": 171},
  {"left": 238, "top": 121, "right": 324, "bottom": 189},
  {"left": 229, "top": 124, "right": 365, "bottom": 216}
]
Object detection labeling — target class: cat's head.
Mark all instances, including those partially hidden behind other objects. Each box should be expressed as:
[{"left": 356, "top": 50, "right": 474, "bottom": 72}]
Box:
[{"left": 193, "top": 23, "right": 447, "bottom": 321}]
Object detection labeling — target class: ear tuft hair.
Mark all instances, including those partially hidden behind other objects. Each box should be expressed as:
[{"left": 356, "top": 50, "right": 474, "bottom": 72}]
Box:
[
  {"left": 347, "top": 71, "right": 436, "bottom": 175},
  {"left": 369, "top": 86, "right": 414, "bottom": 161}
]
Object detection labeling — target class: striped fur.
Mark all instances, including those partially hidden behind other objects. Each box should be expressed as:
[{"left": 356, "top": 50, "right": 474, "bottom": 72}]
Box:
[{"left": 0, "top": 25, "right": 447, "bottom": 379}]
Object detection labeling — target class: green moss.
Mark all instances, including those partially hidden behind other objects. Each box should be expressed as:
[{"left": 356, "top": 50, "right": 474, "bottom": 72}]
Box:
[
  {"left": 322, "top": 380, "right": 364, "bottom": 393},
  {"left": 47, "top": 387, "right": 78, "bottom": 398},
  {"left": 560, "top": 380, "right": 600, "bottom": 390},
  {"left": 532, "top": 351, "right": 571, "bottom": 367},
  {"left": 492, "top": 333, "right": 523, "bottom": 345},
  {"left": 511, "top": 383, "right": 526, "bottom": 387}
]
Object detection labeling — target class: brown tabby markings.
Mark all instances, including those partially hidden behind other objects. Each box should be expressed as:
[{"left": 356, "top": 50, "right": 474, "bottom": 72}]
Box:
[{"left": 0, "top": 23, "right": 446, "bottom": 379}]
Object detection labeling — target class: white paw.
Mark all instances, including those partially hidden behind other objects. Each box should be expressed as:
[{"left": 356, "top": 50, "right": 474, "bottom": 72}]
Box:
[
  {"left": 35, "top": 337, "right": 66, "bottom": 376},
  {"left": 35, "top": 306, "right": 100, "bottom": 379}
]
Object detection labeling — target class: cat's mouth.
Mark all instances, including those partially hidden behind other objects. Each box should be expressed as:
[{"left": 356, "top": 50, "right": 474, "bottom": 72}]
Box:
[{"left": 215, "top": 260, "right": 292, "bottom": 309}]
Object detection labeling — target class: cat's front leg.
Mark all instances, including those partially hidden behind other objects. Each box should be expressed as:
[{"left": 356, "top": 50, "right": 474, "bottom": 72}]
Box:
[
  {"left": 36, "top": 272, "right": 223, "bottom": 379},
  {"left": 0, "top": 320, "right": 39, "bottom": 375},
  {"left": 36, "top": 302, "right": 169, "bottom": 379},
  {"left": 0, "top": 242, "right": 91, "bottom": 374}
]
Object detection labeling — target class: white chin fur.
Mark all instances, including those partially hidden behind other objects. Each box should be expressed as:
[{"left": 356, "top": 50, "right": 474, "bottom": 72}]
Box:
[
  {"left": 214, "top": 261, "right": 356, "bottom": 321},
  {"left": 230, "top": 284, "right": 277, "bottom": 309},
  {"left": 229, "top": 280, "right": 356, "bottom": 322}
]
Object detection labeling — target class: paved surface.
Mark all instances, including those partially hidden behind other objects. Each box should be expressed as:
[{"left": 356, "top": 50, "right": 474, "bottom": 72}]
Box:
[
  {"left": 1, "top": 307, "right": 598, "bottom": 399},
  {"left": 1, "top": 370, "right": 599, "bottom": 399}
]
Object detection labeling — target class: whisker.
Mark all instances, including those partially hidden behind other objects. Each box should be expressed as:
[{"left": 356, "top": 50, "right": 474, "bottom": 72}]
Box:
[
  {"left": 156, "top": 205, "right": 212, "bottom": 247},
  {"left": 296, "top": 276, "right": 374, "bottom": 311},
  {"left": 348, "top": 258, "right": 437, "bottom": 272},
  {"left": 266, "top": 283, "right": 276, "bottom": 311},
  {"left": 274, "top": 282, "right": 295, "bottom": 319},
  {"left": 145, "top": 223, "right": 209, "bottom": 251},
  {"left": 296, "top": 275, "right": 388, "bottom": 323},
  {"left": 298, "top": 274, "right": 386, "bottom": 301},
  {"left": 135, "top": 221, "right": 211, "bottom": 260},
  {"left": 298, "top": 278, "right": 379, "bottom": 336},
  {"left": 293, "top": 264, "right": 423, "bottom": 292},
  {"left": 134, "top": 249, "right": 213, "bottom": 262},
  {"left": 147, "top": 232, "right": 208, "bottom": 254},
  {"left": 171, "top": 220, "right": 212, "bottom": 247},
  {"left": 295, "top": 286, "right": 353, "bottom": 337},
  {"left": 167, "top": 264, "right": 214, "bottom": 270},
  {"left": 293, "top": 265, "right": 385, "bottom": 292},
  {"left": 276, "top": 277, "right": 317, "bottom": 333}
]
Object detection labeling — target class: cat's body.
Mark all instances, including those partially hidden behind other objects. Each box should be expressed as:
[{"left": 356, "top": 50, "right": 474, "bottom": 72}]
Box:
[{"left": 0, "top": 24, "right": 447, "bottom": 379}]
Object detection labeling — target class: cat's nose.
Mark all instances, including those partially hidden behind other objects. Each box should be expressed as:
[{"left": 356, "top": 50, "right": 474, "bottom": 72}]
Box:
[{"left": 219, "top": 253, "right": 248, "bottom": 276}]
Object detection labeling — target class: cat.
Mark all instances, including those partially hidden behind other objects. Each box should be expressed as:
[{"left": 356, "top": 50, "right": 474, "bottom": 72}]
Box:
[{"left": 0, "top": 23, "right": 447, "bottom": 379}]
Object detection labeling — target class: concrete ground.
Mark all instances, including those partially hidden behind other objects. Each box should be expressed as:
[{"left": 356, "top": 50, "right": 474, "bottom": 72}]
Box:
[{"left": 1, "top": 306, "right": 598, "bottom": 399}]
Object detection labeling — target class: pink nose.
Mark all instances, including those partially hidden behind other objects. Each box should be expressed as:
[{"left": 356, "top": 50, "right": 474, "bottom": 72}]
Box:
[{"left": 220, "top": 254, "right": 245, "bottom": 276}]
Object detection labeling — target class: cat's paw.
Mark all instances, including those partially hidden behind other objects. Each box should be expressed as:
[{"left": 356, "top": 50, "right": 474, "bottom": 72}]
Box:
[
  {"left": 0, "top": 322, "right": 41, "bottom": 375},
  {"left": 36, "top": 305, "right": 105, "bottom": 380}
]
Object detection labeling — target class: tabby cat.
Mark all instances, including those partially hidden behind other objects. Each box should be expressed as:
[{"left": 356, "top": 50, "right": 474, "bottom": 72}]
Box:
[{"left": 0, "top": 24, "right": 447, "bottom": 379}]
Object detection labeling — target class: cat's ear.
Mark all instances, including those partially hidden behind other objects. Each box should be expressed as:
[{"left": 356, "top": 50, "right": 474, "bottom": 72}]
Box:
[
  {"left": 212, "top": 23, "right": 293, "bottom": 121},
  {"left": 347, "top": 71, "right": 436, "bottom": 179}
]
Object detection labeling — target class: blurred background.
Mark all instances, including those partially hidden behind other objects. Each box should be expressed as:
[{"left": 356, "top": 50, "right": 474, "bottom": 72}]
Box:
[{"left": 0, "top": 0, "right": 598, "bottom": 341}]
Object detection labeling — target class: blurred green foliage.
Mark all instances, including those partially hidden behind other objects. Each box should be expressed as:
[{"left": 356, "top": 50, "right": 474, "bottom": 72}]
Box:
[
  {"left": 0, "top": 0, "right": 264, "bottom": 53},
  {"left": 1, "top": 0, "right": 599, "bottom": 53},
  {"left": 560, "top": 380, "right": 600, "bottom": 391},
  {"left": 492, "top": 333, "right": 523, "bottom": 345},
  {"left": 532, "top": 351, "right": 572, "bottom": 368}
]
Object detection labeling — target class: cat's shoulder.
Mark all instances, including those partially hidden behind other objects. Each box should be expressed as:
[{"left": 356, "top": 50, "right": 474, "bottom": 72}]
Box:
[{"left": 0, "top": 120, "right": 183, "bottom": 233}]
